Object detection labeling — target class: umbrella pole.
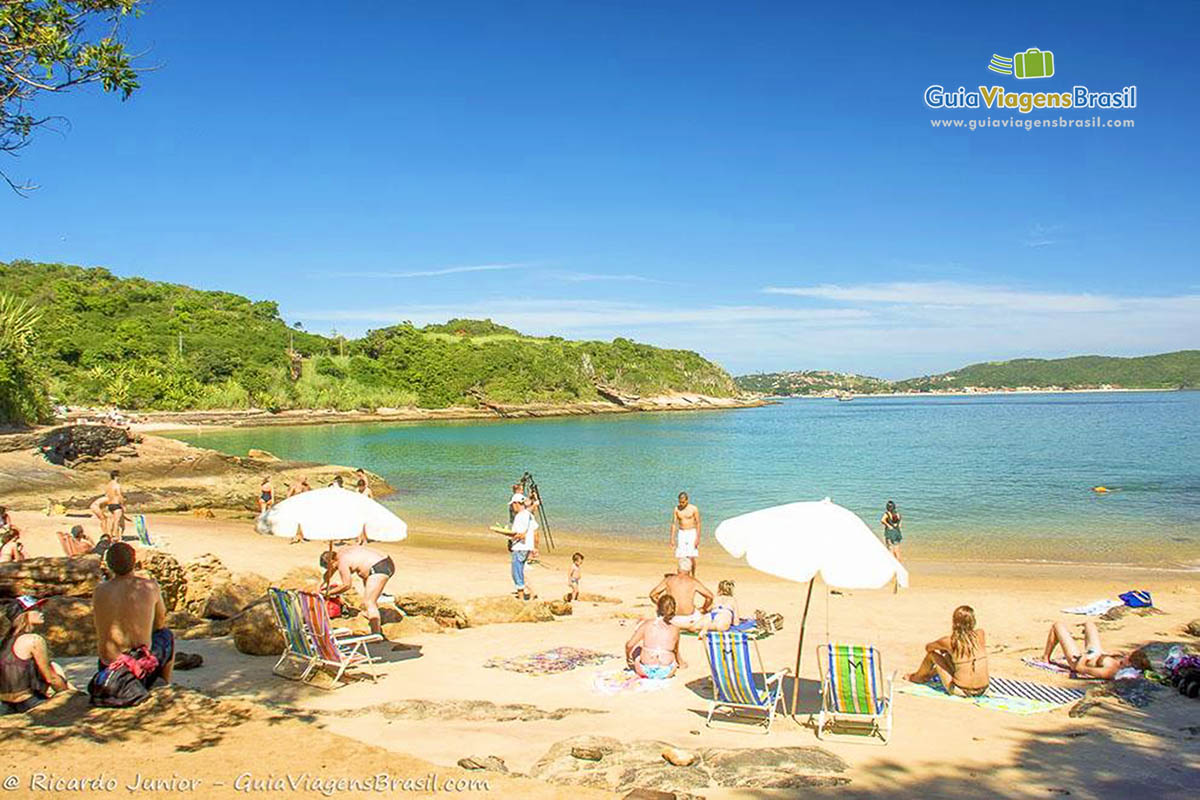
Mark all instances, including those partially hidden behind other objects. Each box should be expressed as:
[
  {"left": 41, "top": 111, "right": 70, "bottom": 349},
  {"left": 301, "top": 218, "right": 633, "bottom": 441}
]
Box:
[{"left": 791, "top": 577, "right": 816, "bottom": 718}]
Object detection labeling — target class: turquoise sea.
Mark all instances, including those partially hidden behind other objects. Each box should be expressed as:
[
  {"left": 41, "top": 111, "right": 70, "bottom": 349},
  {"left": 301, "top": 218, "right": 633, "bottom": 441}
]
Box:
[{"left": 172, "top": 392, "right": 1200, "bottom": 567}]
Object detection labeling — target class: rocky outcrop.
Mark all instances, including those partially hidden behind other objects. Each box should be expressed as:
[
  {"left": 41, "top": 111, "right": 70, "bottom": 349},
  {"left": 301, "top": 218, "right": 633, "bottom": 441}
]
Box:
[
  {"left": 232, "top": 603, "right": 283, "bottom": 656},
  {"left": 394, "top": 592, "right": 469, "bottom": 629},
  {"left": 181, "top": 554, "right": 232, "bottom": 616},
  {"left": 203, "top": 572, "right": 269, "bottom": 620},
  {"left": 462, "top": 596, "right": 555, "bottom": 625},
  {"left": 1186, "top": 619, "right": 1200, "bottom": 637},
  {"left": 141, "top": 551, "right": 185, "bottom": 612},
  {"left": 0, "top": 556, "right": 103, "bottom": 599},
  {"left": 40, "top": 596, "right": 96, "bottom": 656},
  {"left": 382, "top": 616, "right": 443, "bottom": 639},
  {"left": 548, "top": 600, "right": 573, "bottom": 616},
  {"left": 39, "top": 424, "right": 135, "bottom": 467}
]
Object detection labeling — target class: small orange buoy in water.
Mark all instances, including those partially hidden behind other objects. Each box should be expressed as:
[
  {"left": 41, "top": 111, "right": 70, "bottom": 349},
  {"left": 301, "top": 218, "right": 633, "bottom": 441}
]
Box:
[{"left": 1092, "top": 486, "right": 1109, "bottom": 493}]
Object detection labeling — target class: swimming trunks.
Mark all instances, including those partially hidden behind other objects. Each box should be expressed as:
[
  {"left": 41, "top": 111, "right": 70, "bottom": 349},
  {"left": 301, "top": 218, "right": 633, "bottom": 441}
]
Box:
[
  {"left": 885, "top": 528, "right": 902, "bottom": 545},
  {"left": 107, "top": 503, "right": 123, "bottom": 513},
  {"left": 675, "top": 528, "right": 699, "bottom": 559},
  {"left": 368, "top": 556, "right": 395, "bottom": 578},
  {"left": 260, "top": 492, "right": 272, "bottom": 503},
  {"left": 641, "top": 664, "right": 673, "bottom": 680}
]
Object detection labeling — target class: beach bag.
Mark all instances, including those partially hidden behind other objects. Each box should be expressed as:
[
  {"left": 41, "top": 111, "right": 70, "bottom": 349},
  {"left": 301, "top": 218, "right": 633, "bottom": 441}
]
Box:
[
  {"left": 1119, "top": 590, "right": 1152, "bottom": 608},
  {"left": 87, "top": 646, "right": 159, "bottom": 708},
  {"left": 326, "top": 596, "right": 344, "bottom": 619}
]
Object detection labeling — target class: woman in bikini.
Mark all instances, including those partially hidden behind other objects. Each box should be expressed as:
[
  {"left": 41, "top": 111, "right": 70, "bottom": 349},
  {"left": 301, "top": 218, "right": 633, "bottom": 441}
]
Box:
[
  {"left": 625, "top": 594, "right": 684, "bottom": 679},
  {"left": 906, "top": 605, "right": 989, "bottom": 696},
  {"left": 688, "top": 579, "right": 739, "bottom": 634},
  {"left": 1042, "top": 620, "right": 1130, "bottom": 679},
  {"left": 258, "top": 476, "right": 274, "bottom": 514}
]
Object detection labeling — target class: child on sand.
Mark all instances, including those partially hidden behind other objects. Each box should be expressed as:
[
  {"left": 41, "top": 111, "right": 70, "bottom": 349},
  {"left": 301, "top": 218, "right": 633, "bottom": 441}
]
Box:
[{"left": 566, "top": 553, "right": 584, "bottom": 601}]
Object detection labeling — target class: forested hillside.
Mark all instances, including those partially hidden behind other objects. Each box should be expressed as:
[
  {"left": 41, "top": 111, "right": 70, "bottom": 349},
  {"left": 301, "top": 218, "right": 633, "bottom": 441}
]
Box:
[{"left": 0, "top": 260, "right": 736, "bottom": 422}]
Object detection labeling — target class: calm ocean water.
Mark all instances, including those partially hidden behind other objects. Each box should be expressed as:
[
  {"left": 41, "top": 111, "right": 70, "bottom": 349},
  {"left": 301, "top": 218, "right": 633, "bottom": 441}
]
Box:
[{"left": 172, "top": 392, "right": 1200, "bottom": 566}]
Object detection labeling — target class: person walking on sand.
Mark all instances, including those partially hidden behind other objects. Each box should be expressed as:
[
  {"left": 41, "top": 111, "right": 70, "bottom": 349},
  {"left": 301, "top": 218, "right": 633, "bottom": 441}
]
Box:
[
  {"left": 91, "top": 543, "right": 174, "bottom": 697},
  {"left": 89, "top": 495, "right": 110, "bottom": 536},
  {"left": 650, "top": 559, "right": 715, "bottom": 627},
  {"left": 670, "top": 492, "right": 701, "bottom": 574},
  {"left": 105, "top": 470, "right": 127, "bottom": 539},
  {"left": 509, "top": 495, "right": 539, "bottom": 600},
  {"left": 258, "top": 476, "right": 275, "bottom": 514},
  {"left": 881, "top": 500, "right": 903, "bottom": 562},
  {"left": 1, "top": 596, "right": 71, "bottom": 714},
  {"left": 320, "top": 544, "right": 395, "bottom": 637}
]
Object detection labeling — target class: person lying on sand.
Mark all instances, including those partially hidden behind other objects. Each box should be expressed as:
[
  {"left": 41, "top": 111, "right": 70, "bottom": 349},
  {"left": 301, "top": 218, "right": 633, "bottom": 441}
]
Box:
[
  {"left": 684, "top": 579, "right": 739, "bottom": 634},
  {"left": 906, "top": 605, "right": 989, "bottom": 696},
  {"left": 92, "top": 543, "right": 174, "bottom": 692},
  {"left": 650, "top": 559, "right": 714, "bottom": 627},
  {"left": 625, "top": 595, "right": 684, "bottom": 678},
  {"left": 1042, "top": 620, "right": 1130, "bottom": 679},
  {"left": 320, "top": 544, "right": 394, "bottom": 637},
  {"left": 1, "top": 596, "right": 71, "bottom": 714}
]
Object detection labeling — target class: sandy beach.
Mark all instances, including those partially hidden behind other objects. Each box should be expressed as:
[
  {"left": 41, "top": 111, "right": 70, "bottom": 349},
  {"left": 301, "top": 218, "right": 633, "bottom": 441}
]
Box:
[{"left": 3, "top": 507, "right": 1198, "bottom": 799}]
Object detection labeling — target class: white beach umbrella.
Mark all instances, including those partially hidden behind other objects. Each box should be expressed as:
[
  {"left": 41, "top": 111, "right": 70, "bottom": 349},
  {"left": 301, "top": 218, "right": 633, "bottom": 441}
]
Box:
[
  {"left": 714, "top": 498, "right": 907, "bottom": 715},
  {"left": 257, "top": 486, "right": 408, "bottom": 542}
]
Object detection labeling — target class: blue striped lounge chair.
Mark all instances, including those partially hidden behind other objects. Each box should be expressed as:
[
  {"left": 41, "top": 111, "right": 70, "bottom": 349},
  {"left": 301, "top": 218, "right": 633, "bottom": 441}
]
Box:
[
  {"left": 134, "top": 515, "right": 157, "bottom": 547},
  {"left": 296, "top": 590, "right": 382, "bottom": 687},
  {"left": 267, "top": 588, "right": 318, "bottom": 682},
  {"left": 702, "top": 630, "right": 789, "bottom": 733},
  {"left": 816, "top": 643, "right": 895, "bottom": 743}
]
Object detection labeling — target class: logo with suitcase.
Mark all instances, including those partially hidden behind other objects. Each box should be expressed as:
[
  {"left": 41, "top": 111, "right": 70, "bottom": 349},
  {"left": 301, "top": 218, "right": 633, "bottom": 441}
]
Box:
[{"left": 988, "top": 48, "right": 1055, "bottom": 79}]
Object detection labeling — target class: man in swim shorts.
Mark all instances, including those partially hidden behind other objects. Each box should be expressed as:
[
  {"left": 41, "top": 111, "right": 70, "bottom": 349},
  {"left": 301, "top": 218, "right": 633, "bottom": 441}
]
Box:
[
  {"left": 105, "top": 470, "right": 126, "bottom": 539},
  {"left": 320, "top": 544, "right": 395, "bottom": 637},
  {"left": 650, "top": 559, "right": 715, "bottom": 628},
  {"left": 670, "top": 492, "right": 701, "bottom": 575},
  {"left": 92, "top": 542, "right": 174, "bottom": 693}
]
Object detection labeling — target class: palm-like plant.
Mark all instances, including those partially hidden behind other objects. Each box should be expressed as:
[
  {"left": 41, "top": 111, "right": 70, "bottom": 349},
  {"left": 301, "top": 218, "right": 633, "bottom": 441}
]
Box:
[
  {"left": 0, "top": 293, "right": 41, "bottom": 356},
  {"left": 0, "top": 293, "right": 50, "bottom": 425}
]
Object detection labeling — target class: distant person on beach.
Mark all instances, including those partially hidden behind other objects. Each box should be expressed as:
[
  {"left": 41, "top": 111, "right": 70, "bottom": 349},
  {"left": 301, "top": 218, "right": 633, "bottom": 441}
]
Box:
[
  {"left": 566, "top": 553, "right": 584, "bottom": 602},
  {"left": 1041, "top": 620, "right": 1130, "bottom": 679},
  {"left": 91, "top": 532, "right": 113, "bottom": 559},
  {"left": 329, "top": 476, "right": 344, "bottom": 489},
  {"left": 91, "top": 543, "right": 174, "bottom": 697},
  {"left": 670, "top": 492, "right": 701, "bottom": 574},
  {"left": 105, "top": 470, "right": 126, "bottom": 539},
  {"left": 66, "top": 525, "right": 95, "bottom": 556},
  {"left": 356, "top": 478, "right": 373, "bottom": 500},
  {"left": 509, "top": 496, "right": 540, "bottom": 600},
  {"left": 89, "top": 496, "right": 110, "bottom": 536},
  {"left": 905, "top": 605, "right": 989, "bottom": 696},
  {"left": 320, "top": 544, "right": 395, "bottom": 637},
  {"left": 508, "top": 483, "right": 525, "bottom": 524},
  {"left": 625, "top": 594, "right": 684, "bottom": 679},
  {"left": 650, "top": 559, "right": 714, "bottom": 627},
  {"left": 881, "top": 500, "right": 902, "bottom": 562},
  {"left": 258, "top": 476, "right": 274, "bottom": 514},
  {"left": 1, "top": 596, "right": 71, "bottom": 714},
  {"left": 0, "top": 529, "right": 24, "bottom": 563},
  {"left": 0, "top": 506, "right": 16, "bottom": 536}
]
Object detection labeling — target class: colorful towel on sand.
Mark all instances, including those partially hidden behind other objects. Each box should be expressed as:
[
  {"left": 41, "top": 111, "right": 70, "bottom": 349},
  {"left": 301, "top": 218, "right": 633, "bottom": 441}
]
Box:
[
  {"left": 898, "top": 676, "right": 1084, "bottom": 714},
  {"left": 484, "top": 647, "right": 614, "bottom": 675},
  {"left": 1061, "top": 599, "right": 1122, "bottom": 616},
  {"left": 1022, "top": 657, "right": 1105, "bottom": 680},
  {"left": 590, "top": 667, "right": 673, "bottom": 696}
]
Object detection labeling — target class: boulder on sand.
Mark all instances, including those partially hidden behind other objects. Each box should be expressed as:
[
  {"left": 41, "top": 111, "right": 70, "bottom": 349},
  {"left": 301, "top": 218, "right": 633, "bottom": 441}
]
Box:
[
  {"left": 0, "top": 556, "right": 103, "bottom": 599},
  {"left": 463, "top": 596, "right": 555, "bottom": 626},
  {"left": 140, "top": 551, "right": 185, "bottom": 612},
  {"left": 549, "top": 600, "right": 573, "bottom": 616},
  {"left": 181, "top": 554, "right": 232, "bottom": 616},
  {"left": 232, "top": 603, "right": 283, "bottom": 656},
  {"left": 1186, "top": 619, "right": 1200, "bottom": 637},
  {"left": 203, "top": 572, "right": 270, "bottom": 620},
  {"left": 394, "top": 592, "right": 468, "bottom": 628},
  {"left": 40, "top": 596, "right": 96, "bottom": 656},
  {"left": 382, "top": 616, "right": 443, "bottom": 638}
]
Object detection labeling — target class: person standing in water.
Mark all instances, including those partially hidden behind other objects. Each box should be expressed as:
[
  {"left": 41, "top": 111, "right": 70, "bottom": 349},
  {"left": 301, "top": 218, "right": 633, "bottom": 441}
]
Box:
[
  {"left": 670, "top": 492, "right": 701, "bottom": 575},
  {"left": 881, "top": 500, "right": 903, "bottom": 562}
]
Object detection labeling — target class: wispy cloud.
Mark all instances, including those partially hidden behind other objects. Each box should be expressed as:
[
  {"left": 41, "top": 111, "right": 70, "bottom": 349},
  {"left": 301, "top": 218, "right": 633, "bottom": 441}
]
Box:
[
  {"left": 547, "top": 271, "right": 665, "bottom": 284},
  {"left": 764, "top": 282, "right": 1134, "bottom": 313},
  {"left": 325, "top": 263, "right": 526, "bottom": 279},
  {"left": 1024, "top": 222, "right": 1062, "bottom": 248}
]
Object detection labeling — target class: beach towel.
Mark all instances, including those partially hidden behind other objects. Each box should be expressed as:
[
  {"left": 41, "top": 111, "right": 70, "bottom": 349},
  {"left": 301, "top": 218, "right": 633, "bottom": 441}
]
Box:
[
  {"left": 590, "top": 667, "right": 673, "bottom": 696},
  {"left": 898, "top": 675, "right": 1084, "bottom": 714},
  {"left": 484, "top": 647, "right": 614, "bottom": 675},
  {"left": 1061, "top": 599, "right": 1122, "bottom": 616},
  {"left": 1022, "top": 657, "right": 1105, "bottom": 680}
]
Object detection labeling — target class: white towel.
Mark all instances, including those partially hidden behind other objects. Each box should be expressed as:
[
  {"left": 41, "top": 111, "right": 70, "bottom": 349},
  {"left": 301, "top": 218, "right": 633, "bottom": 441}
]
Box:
[{"left": 1061, "top": 599, "right": 1122, "bottom": 616}]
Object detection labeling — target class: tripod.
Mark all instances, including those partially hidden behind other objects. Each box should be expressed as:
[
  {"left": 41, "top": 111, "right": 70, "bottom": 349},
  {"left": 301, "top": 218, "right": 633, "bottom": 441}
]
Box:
[{"left": 519, "top": 471, "right": 555, "bottom": 552}]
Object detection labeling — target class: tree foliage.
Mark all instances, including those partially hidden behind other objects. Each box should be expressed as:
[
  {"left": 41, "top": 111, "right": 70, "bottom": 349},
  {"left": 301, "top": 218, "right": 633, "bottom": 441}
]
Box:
[
  {"left": 0, "top": 291, "right": 50, "bottom": 424},
  {"left": 1, "top": 0, "right": 145, "bottom": 192}
]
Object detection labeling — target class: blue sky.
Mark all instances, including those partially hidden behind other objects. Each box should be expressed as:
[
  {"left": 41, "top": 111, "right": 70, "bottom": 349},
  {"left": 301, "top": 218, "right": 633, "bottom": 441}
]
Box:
[{"left": 3, "top": 0, "right": 1198, "bottom": 378}]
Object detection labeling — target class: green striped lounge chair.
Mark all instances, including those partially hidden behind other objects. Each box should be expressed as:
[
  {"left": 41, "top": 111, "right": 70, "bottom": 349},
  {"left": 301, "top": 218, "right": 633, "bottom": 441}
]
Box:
[
  {"left": 267, "top": 588, "right": 318, "bottom": 682},
  {"left": 816, "top": 643, "right": 895, "bottom": 743},
  {"left": 702, "top": 631, "right": 789, "bottom": 733},
  {"left": 134, "top": 515, "right": 157, "bottom": 547},
  {"left": 296, "top": 590, "right": 382, "bottom": 687}
]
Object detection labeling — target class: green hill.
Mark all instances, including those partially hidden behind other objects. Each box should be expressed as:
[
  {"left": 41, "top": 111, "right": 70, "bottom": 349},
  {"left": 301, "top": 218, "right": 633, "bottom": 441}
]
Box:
[
  {"left": 0, "top": 260, "right": 736, "bottom": 422},
  {"left": 736, "top": 351, "right": 1200, "bottom": 396}
]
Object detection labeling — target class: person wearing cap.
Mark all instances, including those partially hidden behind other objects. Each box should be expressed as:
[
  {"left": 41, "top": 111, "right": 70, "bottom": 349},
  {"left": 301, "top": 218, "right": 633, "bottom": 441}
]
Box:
[
  {"left": 66, "top": 524, "right": 95, "bottom": 556},
  {"left": 508, "top": 484, "right": 525, "bottom": 524},
  {"left": 508, "top": 495, "right": 540, "bottom": 600},
  {"left": 1, "top": 596, "right": 70, "bottom": 714},
  {"left": 91, "top": 542, "right": 174, "bottom": 690}
]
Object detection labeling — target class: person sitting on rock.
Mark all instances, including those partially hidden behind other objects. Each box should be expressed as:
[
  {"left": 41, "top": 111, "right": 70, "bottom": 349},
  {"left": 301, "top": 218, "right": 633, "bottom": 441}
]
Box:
[
  {"left": 1, "top": 596, "right": 71, "bottom": 714},
  {"left": 319, "top": 544, "right": 394, "bottom": 638},
  {"left": 91, "top": 542, "right": 174, "bottom": 695},
  {"left": 0, "top": 528, "right": 25, "bottom": 563},
  {"left": 625, "top": 594, "right": 684, "bottom": 679}
]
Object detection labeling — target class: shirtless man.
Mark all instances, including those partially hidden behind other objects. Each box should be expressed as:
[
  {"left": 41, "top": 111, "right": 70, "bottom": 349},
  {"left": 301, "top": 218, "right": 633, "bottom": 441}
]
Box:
[
  {"left": 670, "top": 492, "right": 701, "bottom": 574},
  {"left": 89, "top": 495, "right": 110, "bottom": 536},
  {"left": 650, "top": 559, "right": 715, "bottom": 628},
  {"left": 320, "top": 544, "right": 395, "bottom": 637},
  {"left": 625, "top": 594, "right": 684, "bottom": 678},
  {"left": 1042, "top": 620, "right": 1131, "bottom": 680},
  {"left": 105, "top": 470, "right": 126, "bottom": 538},
  {"left": 66, "top": 524, "right": 95, "bottom": 556},
  {"left": 92, "top": 542, "right": 174, "bottom": 690}
]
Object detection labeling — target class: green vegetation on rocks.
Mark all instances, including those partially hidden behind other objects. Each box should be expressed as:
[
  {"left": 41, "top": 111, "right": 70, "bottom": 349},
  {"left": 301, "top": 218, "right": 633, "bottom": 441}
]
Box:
[{"left": 0, "top": 260, "right": 736, "bottom": 421}]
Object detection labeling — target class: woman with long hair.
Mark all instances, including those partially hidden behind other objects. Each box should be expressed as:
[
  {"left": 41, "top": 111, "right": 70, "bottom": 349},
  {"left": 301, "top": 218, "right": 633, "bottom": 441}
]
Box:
[
  {"left": 906, "top": 605, "right": 989, "bottom": 696},
  {"left": 1, "top": 597, "right": 70, "bottom": 714}
]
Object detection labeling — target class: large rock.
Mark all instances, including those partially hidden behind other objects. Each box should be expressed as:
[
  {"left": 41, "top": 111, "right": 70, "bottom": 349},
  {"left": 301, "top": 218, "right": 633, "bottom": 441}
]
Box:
[
  {"left": 382, "top": 616, "right": 443, "bottom": 639},
  {"left": 278, "top": 566, "right": 324, "bottom": 592},
  {"left": 181, "top": 554, "right": 232, "bottom": 616},
  {"left": 39, "top": 424, "right": 132, "bottom": 466},
  {"left": 203, "top": 572, "right": 270, "bottom": 620},
  {"left": 41, "top": 596, "right": 96, "bottom": 657},
  {"left": 140, "top": 551, "right": 185, "bottom": 612},
  {"left": 463, "top": 596, "right": 555, "bottom": 626},
  {"left": 1186, "top": 619, "right": 1200, "bottom": 637},
  {"left": 231, "top": 603, "right": 283, "bottom": 656},
  {"left": 395, "top": 592, "right": 469, "bottom": 628},
  {"left": 178, "top": 619, "right": 233, "bottom": 640},
  {"left": 0, "top": 556, "right": 103, "bottom": 599},
  {"left": 549, "top": 601, "right": 573, "bottom": 616}
]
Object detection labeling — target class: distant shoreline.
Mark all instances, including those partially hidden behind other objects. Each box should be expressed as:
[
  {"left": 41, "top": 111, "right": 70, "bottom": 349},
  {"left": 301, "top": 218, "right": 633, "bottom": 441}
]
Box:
[{"left": 762, "top": 387, "right": 1184, "bottom": 400}]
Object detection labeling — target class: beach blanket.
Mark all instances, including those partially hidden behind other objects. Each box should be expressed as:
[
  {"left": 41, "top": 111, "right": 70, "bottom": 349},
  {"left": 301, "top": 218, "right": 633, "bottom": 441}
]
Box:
[
  {"left": 1061, "top": 599, "right": 1122, "bottom": 616},
  {"left": 1022, "top": 657, "right": 1105, "bottom": 680},
  {"left": 483, "top": 647, "right": 614, "bottom": 675},
  {"left": 898, "top": 676, "right": 1085, "bottom": 714},
  {"left": 590, "top": 667, "right": 673, "bottom": 696}
]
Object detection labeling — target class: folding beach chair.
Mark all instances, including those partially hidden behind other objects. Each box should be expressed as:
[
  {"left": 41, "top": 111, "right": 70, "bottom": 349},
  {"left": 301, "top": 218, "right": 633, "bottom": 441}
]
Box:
[
  {"left": 702, "top": 631, "right": 789, "bottom": 733},
  {"left": 55, "top": 530, "right": 77, "bottom": 556},
  {"left": 816, "top": 643, "right": 895, "bottom": 743},
  {"left": 296, "top": 590, "right": 382, "bottom": 686},
  {"left": 134, "top": 515, "right": 158, "bottom": 547},
  {"left": 267, "top": 588, "right": 318, "bottom": 681}
]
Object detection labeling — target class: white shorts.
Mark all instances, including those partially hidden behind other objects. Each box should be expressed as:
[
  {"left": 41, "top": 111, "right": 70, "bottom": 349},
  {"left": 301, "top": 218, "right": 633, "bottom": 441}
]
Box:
[{"left": 675, "top": 528, "right": 698, "bottom": 559}]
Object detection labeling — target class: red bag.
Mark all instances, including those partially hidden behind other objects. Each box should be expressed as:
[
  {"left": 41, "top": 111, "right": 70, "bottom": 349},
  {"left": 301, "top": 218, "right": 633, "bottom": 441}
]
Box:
[{"left": 326, "top": 597, "right": 344, "bottom": 619}]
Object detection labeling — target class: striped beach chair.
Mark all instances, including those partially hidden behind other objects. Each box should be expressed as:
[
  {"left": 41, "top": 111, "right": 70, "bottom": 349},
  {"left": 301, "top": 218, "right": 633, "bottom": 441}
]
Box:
[
  {"left": 702, "top": 631, "right": 789, "bottom": 733},
  {"left": 267, "top": 588, "right": 318, "bottom": 681},
  {"left": 816, "top": 643, "right": 895, "bottom": 743},
  {"left": 134, "top": 515, "right": 157, "bottom": 547},
  {"left": 296, "top": 590, "right": 382, "bottom": 687}
]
